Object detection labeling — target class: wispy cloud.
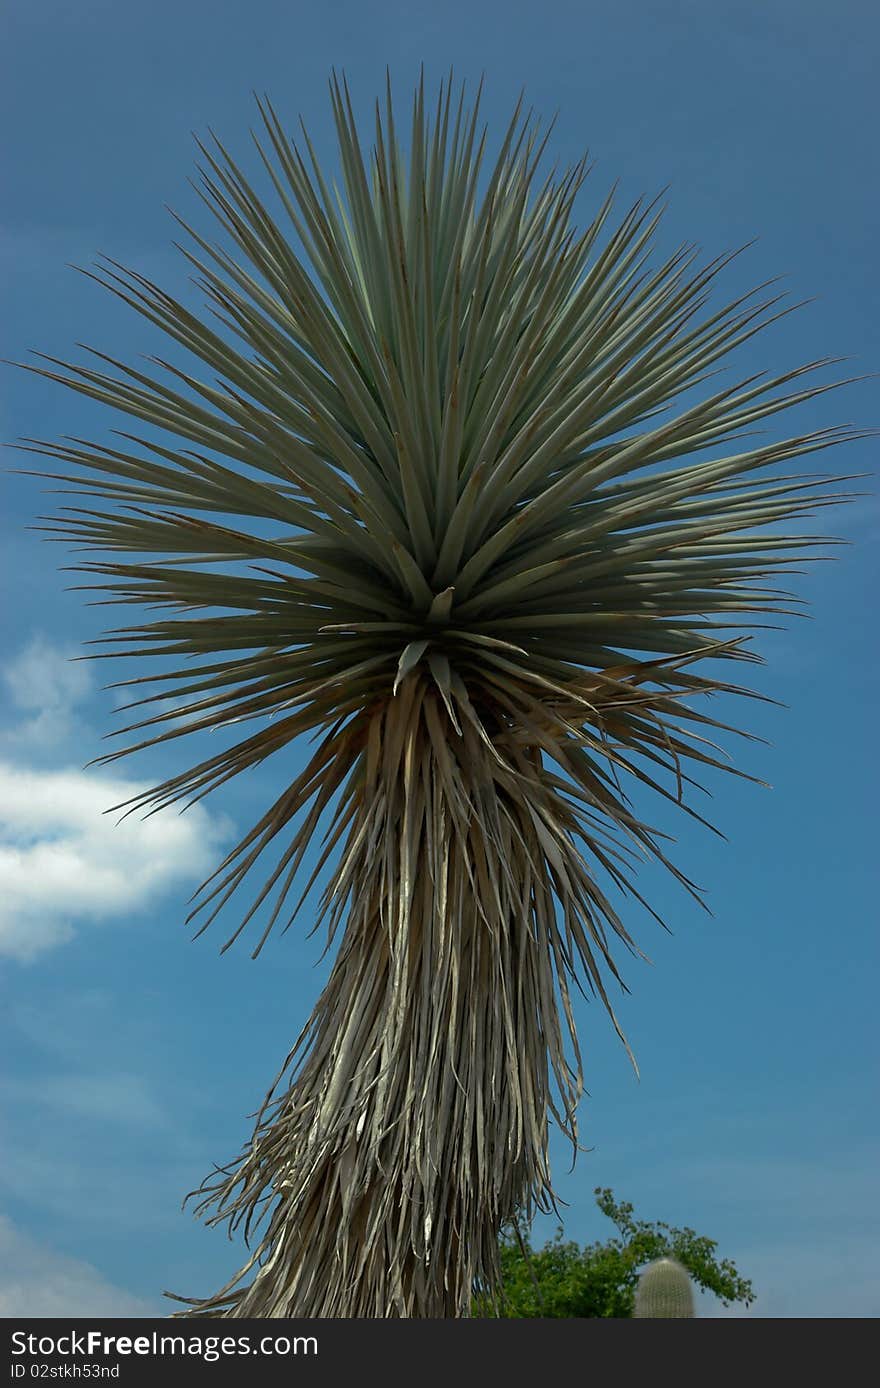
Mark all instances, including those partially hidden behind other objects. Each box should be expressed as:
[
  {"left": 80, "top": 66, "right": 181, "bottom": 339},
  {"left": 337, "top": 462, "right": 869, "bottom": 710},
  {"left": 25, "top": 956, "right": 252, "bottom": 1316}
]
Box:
[
  {"left": 700, "top": 1237, "right": 880, "bottom": 1318},
  {"left": 0, "top": 1127, "right": 199, "bottom": 1234},
  {"left": 1, "top": 634, "right": 92, "bottom": 750},
  {"left": 0, "top": 1216, "right": 159, "bottom": 1317},
  {"left": 2, "top": 1071, "right": 168, "bottom": 1130},
  {"left": 666, "top": 1148, "right": 880, "bottom": 1317},
  {"left": 110, "top": 687, "right": 202, "bottom": 732}
]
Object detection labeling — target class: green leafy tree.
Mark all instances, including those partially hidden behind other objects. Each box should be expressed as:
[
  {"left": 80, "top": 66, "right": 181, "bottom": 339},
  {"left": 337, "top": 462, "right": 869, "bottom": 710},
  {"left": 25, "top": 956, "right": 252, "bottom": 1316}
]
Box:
[
  {"left": 16, "top": 74, "right": 855, "bottom": 1317},
  {"left": 477, "top": 1189, "right": 754, "bottom": 1317}
]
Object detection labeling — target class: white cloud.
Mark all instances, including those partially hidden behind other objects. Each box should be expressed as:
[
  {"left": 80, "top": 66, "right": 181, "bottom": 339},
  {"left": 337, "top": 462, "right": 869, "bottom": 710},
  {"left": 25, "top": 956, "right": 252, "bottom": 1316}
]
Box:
[
  {"left": 0, "top": 634, "right": 235, "bottom": 961},
  {"left": 0, "top": 761, "right": 232, "bottom": 962},
  {"left": 1, "top": 634, "right": 93, "bottom": 749},
  {"left": 0, "top": 1216, "right": 159, "bottom": 1317}
]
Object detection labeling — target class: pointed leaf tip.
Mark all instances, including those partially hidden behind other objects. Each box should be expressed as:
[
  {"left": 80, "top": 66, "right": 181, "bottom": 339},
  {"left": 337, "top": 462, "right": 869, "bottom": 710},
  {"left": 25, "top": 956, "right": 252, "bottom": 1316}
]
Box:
[{"left": 393, "top": 638, "right": 430, "bottom": 694}]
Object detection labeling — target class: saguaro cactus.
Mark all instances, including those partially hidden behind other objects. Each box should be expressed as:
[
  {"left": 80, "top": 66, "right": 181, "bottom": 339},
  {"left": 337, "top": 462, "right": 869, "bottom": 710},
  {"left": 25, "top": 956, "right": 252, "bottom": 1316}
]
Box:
[{"left": 633, "top": 1257, "right": 696, "bottom": 1318}]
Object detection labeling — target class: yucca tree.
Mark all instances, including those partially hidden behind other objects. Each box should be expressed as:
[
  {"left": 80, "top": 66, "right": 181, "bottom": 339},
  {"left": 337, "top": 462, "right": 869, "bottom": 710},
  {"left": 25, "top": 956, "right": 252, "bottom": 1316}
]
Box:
[{"left": 16, "top": 74, "right": 859, "bottom": 1318}]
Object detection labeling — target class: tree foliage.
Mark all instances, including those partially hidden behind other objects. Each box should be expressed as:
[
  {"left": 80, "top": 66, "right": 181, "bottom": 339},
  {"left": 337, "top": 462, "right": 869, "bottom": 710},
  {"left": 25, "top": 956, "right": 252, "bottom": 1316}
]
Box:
[{"left": 476, "top": 1188, "right": 754, "bottom": 1317}]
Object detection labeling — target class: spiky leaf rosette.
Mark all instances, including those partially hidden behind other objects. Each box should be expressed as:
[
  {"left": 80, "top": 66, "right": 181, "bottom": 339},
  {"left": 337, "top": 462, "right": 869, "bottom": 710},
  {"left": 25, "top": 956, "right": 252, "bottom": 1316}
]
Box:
[{"left": 17, "top": 76, "right": 857, "bottom": 1317}]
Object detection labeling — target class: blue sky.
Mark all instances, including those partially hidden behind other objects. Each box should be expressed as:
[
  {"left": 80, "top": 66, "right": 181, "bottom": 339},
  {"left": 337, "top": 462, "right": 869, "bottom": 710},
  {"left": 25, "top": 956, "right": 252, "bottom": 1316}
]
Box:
[{"left": 1, "top": 0, "right": 877, "bottom": 1319}]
